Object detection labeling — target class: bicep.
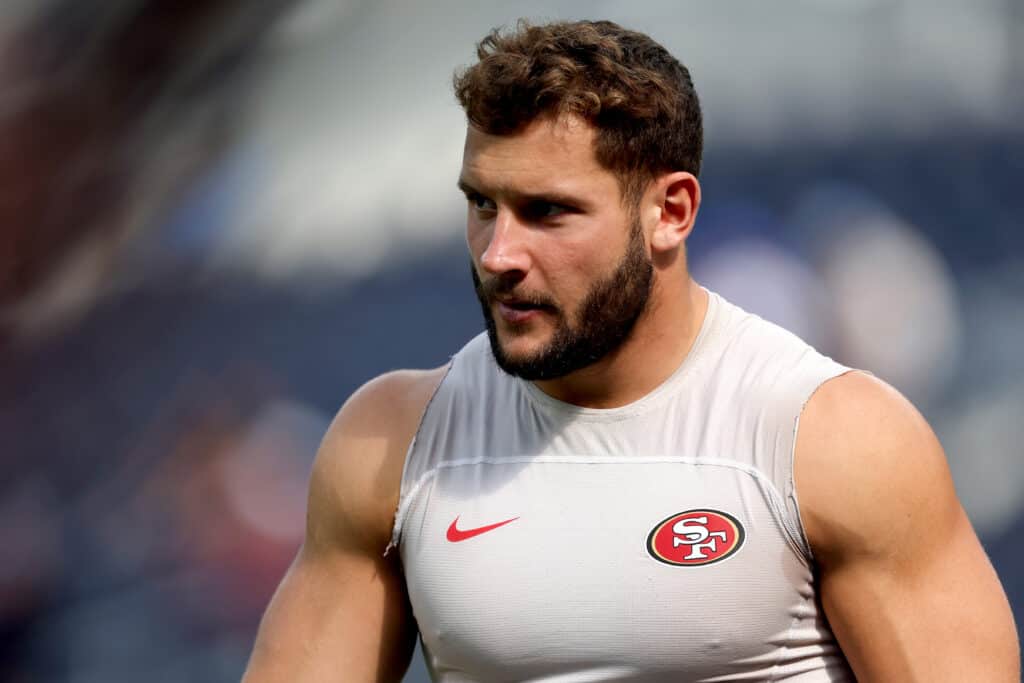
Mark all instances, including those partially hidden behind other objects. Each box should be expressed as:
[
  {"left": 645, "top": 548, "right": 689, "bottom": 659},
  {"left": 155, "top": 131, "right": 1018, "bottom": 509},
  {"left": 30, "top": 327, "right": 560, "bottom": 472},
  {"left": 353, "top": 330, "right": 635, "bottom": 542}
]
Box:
[
  {"left": 243, "top": 542, "right": 416, "bottom": 683},
  {"left": 817, "top": 503, "right": 1015, "bottom": 681},
  {"left": 796, "top": 372, "right": 1019, "bottom": 682},
  {"left": 243, "top": 369, "right": 445, "bottom": 682}
]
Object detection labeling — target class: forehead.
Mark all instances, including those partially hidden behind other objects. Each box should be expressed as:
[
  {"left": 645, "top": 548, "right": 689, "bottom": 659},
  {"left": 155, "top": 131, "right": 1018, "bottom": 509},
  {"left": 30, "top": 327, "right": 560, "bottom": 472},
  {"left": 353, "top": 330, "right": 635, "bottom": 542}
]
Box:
[{"left": 460, "top": 116, "right": 619, "bottom": 200}]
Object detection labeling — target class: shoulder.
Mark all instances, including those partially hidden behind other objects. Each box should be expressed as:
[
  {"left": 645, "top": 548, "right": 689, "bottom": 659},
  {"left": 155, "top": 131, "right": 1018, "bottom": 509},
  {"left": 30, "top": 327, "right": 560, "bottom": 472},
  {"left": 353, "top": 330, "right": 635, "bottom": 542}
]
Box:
[
  {"left": 794, "top": 371, "right": 957, "bottom": 565},
  {"left": 329, "top": 367, "right": 450, "bottom": 444},
  {"left": 305, "top": 366, "right": 449, "bottom": 554},
  {"left": 792, "top": 372, "right": 1019, "bottom": 681}
]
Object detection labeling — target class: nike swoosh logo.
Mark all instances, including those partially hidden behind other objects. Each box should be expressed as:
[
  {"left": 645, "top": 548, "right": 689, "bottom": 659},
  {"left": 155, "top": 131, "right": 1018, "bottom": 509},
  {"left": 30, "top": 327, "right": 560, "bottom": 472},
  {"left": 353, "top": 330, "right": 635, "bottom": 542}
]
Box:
[{"left": 446, "top": 515, "right": 520, "bottom": 542}]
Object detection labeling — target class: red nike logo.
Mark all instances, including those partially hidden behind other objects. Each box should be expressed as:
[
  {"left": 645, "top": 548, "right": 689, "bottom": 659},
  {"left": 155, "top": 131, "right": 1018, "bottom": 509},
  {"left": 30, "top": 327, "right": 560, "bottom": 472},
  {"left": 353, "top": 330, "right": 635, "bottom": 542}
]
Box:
[{"left": 446, "top": 515, "right": 519, "bottom": 542}]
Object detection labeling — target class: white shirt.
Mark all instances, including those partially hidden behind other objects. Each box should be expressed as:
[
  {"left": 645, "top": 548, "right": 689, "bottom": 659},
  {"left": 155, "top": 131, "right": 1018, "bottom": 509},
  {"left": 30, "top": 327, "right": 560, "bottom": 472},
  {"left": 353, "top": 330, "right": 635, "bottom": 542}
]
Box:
[{"left": 392, "top": 291, "right": 855, "bottom": 682}]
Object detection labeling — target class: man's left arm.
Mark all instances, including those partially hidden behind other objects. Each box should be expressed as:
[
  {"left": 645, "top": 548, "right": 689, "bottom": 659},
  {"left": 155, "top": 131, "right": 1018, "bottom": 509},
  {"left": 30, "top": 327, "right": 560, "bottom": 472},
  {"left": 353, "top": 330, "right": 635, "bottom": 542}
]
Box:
[{"left": 795, "top": 371, "right": 1019, "bottom": 682}]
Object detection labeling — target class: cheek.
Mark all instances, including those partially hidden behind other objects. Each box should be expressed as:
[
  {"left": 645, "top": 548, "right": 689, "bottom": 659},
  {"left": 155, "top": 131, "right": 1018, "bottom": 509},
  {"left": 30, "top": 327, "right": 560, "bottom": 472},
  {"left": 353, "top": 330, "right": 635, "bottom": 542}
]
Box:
[
  {"left": 541, "top": 257, "right": 594, "bottom": 314},
  {"left": 546, "top": 230, "right": 621, "bottom": 291}
]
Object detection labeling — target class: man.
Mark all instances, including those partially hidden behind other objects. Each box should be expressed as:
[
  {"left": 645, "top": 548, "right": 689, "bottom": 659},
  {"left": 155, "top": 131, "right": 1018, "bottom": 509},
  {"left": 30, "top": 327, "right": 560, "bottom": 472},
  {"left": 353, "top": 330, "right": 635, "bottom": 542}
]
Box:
[{"left": 243, "top": 20, "right": 1019, "bottom": 682}]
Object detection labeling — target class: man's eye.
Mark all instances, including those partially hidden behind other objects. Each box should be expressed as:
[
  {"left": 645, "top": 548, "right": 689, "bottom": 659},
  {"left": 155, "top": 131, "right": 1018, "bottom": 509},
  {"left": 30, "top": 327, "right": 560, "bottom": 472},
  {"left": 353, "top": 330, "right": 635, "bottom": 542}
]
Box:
[
  {"left": 526, "top": 202, "right": 570, "bottom": 220},
  {"left": 469, "top": 195, "right": 496, "bottom": 212}
]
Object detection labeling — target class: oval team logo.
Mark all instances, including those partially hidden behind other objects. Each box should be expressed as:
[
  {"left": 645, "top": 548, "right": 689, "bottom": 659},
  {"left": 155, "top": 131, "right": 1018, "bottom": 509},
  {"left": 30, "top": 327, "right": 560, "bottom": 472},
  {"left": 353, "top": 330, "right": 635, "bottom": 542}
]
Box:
[{"left": 646, "top": 509, "right": 745, "bottom": 566}]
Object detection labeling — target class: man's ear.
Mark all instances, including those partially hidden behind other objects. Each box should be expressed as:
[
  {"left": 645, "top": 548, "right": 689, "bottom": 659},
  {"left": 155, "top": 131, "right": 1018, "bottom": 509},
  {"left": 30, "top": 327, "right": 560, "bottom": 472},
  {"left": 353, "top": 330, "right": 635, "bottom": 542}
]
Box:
[{"left": 648, "top": 172, "right": 700, "bottom": 253}]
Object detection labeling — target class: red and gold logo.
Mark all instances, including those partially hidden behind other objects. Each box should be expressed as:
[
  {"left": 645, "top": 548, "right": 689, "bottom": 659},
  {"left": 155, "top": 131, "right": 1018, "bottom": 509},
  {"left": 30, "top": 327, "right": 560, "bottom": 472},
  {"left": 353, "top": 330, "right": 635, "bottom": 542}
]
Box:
[{"left": 646, "top": 509, "right": 745, "bottom": 566}]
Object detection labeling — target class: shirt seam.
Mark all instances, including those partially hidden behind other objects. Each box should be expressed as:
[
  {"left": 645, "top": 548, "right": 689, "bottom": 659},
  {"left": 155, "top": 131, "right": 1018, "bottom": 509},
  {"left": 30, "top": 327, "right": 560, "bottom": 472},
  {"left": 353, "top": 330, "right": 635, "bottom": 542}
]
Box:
[{"left": 393, "top": 453, "right": 807, "bottom": 564}]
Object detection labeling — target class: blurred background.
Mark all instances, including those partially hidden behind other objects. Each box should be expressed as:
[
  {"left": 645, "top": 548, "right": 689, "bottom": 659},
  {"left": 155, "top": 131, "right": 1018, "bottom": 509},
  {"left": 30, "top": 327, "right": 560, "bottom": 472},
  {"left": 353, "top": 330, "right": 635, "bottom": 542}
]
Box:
[{"left": 1, "top": 0, "right": 1021, "bottom": 680}]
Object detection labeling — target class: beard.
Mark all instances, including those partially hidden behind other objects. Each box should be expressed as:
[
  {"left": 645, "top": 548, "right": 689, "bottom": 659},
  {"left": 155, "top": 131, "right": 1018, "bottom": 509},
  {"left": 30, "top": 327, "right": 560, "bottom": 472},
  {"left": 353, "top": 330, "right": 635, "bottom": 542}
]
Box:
[{"left": 472, "top": 218, "right": 654, "bottom": 381}]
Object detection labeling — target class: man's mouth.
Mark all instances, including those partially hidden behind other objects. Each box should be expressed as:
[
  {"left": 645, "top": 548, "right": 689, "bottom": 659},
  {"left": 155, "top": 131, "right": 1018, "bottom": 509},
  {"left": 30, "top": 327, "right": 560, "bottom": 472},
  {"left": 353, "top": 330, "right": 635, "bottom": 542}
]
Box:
[
  {"left": 502, "top": 299, "right": 542, "bottom": 311},
  {"left": 494, "top": 294, "right": 556, "bottom": 310},
  {"left": 493, "top": 297, "right": 554, "bottom": 323}
]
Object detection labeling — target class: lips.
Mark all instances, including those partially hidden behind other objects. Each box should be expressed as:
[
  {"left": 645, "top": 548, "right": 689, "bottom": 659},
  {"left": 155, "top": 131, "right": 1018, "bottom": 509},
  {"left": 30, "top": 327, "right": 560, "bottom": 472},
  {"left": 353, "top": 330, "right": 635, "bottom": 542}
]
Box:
[
  {"left": 494, "top": 297, "right": 553, "bottom": 324},
  {"left": 497, "top": 301, "right": 541, "bottom": 323},
  {"left": 500, "top": 298, "right": 541, "bottom": 311}
]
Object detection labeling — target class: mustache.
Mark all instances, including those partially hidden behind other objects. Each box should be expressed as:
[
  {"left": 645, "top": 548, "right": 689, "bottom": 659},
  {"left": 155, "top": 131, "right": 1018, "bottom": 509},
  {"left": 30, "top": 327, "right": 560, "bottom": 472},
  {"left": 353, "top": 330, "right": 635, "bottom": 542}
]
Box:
[{"left": 471, "top": 268, "right": 557, "bottom": 310}]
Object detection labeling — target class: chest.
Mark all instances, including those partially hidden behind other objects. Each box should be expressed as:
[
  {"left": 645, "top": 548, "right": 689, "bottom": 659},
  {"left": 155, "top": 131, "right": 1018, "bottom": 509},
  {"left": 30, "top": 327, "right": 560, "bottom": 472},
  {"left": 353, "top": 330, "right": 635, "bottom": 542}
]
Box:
[{"left": 399, "top": 457, "right": 817, "bottom": 682}]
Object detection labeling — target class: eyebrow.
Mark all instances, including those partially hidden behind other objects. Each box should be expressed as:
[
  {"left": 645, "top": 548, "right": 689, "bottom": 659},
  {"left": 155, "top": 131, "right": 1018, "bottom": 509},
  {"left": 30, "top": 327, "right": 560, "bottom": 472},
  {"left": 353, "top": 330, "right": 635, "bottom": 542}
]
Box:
[{"left": 456, "top": 177, "right": 589, "bottom": 209}]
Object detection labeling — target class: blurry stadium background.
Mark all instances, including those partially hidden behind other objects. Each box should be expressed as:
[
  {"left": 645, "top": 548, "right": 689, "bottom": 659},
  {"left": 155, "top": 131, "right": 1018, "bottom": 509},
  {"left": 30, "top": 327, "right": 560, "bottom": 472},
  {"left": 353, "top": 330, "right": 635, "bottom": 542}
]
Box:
[{"left": 1, "top": 0, "right": 1022, "bottom": 680}]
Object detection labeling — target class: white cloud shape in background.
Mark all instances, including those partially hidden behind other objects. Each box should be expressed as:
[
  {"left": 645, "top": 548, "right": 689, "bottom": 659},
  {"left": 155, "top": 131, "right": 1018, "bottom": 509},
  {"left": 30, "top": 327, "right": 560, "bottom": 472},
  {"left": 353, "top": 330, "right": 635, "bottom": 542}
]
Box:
[{"left": 820, "top": 215, "right": 961, "bottom": 404}]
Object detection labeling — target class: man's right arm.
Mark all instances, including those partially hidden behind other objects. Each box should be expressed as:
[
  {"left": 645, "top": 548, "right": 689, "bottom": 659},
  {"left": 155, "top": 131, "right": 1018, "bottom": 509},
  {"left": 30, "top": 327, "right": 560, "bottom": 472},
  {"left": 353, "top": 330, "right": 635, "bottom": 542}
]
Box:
[{"left": 243, "top": 368, "right": 447, "bottom": 683}]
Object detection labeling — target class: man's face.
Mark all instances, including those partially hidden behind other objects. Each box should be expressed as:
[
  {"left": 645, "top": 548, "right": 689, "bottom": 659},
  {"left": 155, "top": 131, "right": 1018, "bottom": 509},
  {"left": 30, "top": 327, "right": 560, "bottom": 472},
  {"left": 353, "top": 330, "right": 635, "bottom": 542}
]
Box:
[{"left": 460, "top": 116, "right": 653, "bottom": 380}]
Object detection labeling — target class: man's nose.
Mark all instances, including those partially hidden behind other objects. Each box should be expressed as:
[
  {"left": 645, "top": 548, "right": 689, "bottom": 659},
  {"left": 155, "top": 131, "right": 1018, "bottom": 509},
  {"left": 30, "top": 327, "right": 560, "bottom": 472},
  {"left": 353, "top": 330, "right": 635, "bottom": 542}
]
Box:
[{"left": 479, "top": 210, "right": 531, "bottom": 276}]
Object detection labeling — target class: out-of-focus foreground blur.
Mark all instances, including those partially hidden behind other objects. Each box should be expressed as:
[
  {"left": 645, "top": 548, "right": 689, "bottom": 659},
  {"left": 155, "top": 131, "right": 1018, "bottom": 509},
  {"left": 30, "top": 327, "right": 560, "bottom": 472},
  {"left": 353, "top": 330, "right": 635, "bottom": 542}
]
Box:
[{"left": 1, "top": 1, "right": 1021, "bottom": 680}]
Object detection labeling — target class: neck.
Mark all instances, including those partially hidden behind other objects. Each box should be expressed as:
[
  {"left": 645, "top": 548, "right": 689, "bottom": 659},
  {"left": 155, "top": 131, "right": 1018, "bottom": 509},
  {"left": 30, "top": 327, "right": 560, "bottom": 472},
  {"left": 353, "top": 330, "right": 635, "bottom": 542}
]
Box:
[{"left": 533, "top": 277, "right": 708, "bottom": 409}]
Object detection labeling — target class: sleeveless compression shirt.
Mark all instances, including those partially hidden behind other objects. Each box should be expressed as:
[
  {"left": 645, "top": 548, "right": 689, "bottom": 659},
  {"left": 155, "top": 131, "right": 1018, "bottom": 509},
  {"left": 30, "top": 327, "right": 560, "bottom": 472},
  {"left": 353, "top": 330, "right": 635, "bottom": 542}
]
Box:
[{"left": 391, "top": 290, "right": 855, "bottom": 682}]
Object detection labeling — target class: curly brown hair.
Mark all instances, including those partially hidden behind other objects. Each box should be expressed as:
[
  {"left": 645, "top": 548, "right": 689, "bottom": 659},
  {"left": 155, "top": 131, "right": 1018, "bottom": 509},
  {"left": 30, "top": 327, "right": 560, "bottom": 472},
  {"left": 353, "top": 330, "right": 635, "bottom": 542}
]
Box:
[{"left": 453, "top": 19, "right": 703, "bottom": 206}]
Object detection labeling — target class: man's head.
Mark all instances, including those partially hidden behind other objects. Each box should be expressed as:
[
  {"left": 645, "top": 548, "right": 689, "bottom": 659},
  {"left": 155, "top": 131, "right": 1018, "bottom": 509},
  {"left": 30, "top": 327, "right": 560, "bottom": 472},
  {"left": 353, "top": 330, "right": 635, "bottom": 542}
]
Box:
[
  {"left": 454, "top": 19, "right": 702, "bottom": 207},
  {"left": 456, "top": 20, "right": 702, "bottom": 381}
]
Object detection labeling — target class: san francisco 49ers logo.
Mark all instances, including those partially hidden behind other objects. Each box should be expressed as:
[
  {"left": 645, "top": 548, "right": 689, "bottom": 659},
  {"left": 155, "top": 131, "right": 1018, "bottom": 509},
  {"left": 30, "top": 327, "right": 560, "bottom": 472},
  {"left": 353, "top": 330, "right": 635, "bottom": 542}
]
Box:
[{"left": 646, "top": 509, "right": 745, "bottom": 566}]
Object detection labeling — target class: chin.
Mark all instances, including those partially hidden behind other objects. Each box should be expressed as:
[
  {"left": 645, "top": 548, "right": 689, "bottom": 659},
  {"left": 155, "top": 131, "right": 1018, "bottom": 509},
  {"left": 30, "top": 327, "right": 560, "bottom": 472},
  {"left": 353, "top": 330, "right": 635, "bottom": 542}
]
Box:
[{"left": 495, "top": 335, "right": 544, "bottom": 363}]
